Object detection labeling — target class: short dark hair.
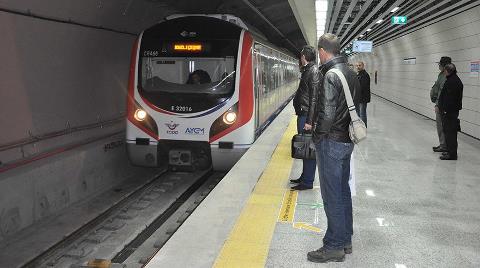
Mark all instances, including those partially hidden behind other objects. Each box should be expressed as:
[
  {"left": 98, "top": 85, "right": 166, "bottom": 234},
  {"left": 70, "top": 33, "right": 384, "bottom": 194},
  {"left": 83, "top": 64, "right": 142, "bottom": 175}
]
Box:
[
  {"left": 318, "top": 33, "right": 340, "bottom": 55},
  {"left": 444, "top": 63, "right": 456, "bottom": 74},
  {"left": 300, "top": 46, "right": 316, "bottom": 62}
]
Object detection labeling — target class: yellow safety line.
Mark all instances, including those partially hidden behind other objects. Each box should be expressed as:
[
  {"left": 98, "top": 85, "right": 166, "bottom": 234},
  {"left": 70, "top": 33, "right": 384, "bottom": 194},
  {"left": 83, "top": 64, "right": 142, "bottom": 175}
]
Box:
[
  {"left": 86, "top": 259, "right": 112, "bottom": 268},
  {"left": 213, "top": 117, "right": 297, "bottom": 268}
]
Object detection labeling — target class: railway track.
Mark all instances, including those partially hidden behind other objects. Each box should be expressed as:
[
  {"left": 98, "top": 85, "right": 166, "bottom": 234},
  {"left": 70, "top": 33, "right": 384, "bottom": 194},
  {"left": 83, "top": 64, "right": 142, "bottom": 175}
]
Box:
[{"left": 23, "top": 169, "right": 224, "bottom": 268}]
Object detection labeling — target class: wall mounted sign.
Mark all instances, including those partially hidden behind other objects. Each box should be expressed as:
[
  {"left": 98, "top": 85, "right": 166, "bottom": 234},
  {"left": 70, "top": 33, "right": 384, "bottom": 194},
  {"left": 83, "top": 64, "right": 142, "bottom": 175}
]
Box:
[
  {"left": 403, "top": 57, "right": 416, "bottom": 65},
  {"left": 392, "top": 16, "right": 407, "bottom": 25},
  {"left": 470, "top": 61, "right": 479, "bottom": 78},
  {"left": 352, "top": 40, "right": 373, "bottom": 52}
]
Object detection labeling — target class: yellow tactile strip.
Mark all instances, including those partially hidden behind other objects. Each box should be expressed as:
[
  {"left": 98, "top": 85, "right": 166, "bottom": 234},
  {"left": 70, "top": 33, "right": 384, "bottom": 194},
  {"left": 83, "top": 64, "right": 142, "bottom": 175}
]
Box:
[
  {"left": 278, "top": 190, "right": 298, "bottom": 223},
  {"left": 213, "top": 118, "right": 297, "bottom": 268}
]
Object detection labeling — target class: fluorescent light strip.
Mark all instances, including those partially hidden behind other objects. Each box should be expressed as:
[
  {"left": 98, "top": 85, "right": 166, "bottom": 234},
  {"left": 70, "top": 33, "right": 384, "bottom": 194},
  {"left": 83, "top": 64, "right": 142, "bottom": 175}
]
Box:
[{"left": 391, "top": 6, "right": 400, "bottom": 13}]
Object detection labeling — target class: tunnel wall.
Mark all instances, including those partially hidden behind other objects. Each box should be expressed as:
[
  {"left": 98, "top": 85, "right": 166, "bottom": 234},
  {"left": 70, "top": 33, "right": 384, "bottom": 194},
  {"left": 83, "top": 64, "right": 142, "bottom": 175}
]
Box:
[
  {"left": 0, "top": 1, "right": 168, "bottom": 241},
  {"left": 349, "top": 6, "right": 480, "bottom": 139},
  {"left": 0, "top": 10, "right": 135, "bottom": 162}
]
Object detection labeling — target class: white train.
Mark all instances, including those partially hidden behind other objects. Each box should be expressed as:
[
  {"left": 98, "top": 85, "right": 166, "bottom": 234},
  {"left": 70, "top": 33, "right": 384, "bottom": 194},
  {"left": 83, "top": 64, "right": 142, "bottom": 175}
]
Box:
[{"left": 126, "top": 14, "right": 299, "bottom": 171}]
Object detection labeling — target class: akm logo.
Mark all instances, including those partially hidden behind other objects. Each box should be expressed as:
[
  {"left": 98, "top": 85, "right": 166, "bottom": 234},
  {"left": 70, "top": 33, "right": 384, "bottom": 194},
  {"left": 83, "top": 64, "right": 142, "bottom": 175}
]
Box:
[
  {"left": 185, "top": 128, "right": 205, "bottom": 135},
  {"left": 165, "top": 121, "right": 179, "bottom": 134}
]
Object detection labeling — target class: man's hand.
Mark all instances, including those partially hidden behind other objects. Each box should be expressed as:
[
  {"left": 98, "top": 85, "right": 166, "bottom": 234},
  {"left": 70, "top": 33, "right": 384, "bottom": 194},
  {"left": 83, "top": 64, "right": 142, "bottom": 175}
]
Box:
[
  {"left": 434, "top": 106, "right": 439, "bottom": 113},
  {"left": 304, "top": 123, "right": 312, "bottom": 131}
]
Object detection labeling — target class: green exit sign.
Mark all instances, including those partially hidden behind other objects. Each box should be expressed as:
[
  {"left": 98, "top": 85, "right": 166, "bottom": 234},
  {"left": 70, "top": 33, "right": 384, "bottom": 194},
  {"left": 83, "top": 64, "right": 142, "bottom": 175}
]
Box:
[{"left": 392, "top": 16, "right": 407, "bottom": 25}]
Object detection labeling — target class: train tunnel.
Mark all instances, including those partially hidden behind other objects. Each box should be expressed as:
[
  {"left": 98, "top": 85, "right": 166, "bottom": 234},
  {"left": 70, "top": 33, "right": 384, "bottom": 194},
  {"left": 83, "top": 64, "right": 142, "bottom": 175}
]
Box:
[{"left": 1, "top": 1, "right": 480, "bottom": 267}]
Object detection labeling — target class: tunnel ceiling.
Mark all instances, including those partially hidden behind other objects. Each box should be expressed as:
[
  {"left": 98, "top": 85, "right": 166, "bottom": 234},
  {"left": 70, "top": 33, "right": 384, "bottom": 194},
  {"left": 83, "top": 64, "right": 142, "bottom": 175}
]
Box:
[
  {"left": 155, "top": 0, "right": 306, "bottom": 54},
  {"left": 324, "top": 0, "right": 480, "bottom": 52}
]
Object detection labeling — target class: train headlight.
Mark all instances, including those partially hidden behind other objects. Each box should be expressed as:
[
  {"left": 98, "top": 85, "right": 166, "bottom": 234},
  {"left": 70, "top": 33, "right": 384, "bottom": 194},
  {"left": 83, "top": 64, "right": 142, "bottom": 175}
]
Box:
[
  {"left": 223, "top": 111, "right": 237, "bottom": 125},
  {"left": 134, "top": 109, "right": 147, "bottom": 121}
]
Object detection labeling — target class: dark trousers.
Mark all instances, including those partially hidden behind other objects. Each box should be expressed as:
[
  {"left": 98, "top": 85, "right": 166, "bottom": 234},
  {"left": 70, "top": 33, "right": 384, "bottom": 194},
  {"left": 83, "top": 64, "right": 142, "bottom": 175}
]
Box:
[
  {"left": 435, "top": 107, "right": 447, "bottom": 149},
  {"left": 297, "top": 115, "right": 316, "bottom": 186},
  {"left": 356, "top": 102, "right": 367, "bottom": 127},
  {"left": 315, "top": 138, "right": 354, "bottom": 250},
  {"left": 442, "top": 111, "right": 459, "bottom": 157}
]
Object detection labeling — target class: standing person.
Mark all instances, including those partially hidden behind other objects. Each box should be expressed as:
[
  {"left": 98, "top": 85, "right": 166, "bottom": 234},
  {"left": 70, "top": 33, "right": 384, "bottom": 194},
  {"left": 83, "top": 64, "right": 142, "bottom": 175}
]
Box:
[
  {"left": 304, "top": 33, "right": 360, "bottom": 263},
  {"left": 438, "top": 63, "right": 463, "bottom": 160},
  {"left": 355, "top": 61, "right": 370, "bottom": 126},
  {"left": 291, "top": 46, "right": 319, "bottom": 190},
  {"left": 431, "top": 57, "right": 451, "bottom": 153}
]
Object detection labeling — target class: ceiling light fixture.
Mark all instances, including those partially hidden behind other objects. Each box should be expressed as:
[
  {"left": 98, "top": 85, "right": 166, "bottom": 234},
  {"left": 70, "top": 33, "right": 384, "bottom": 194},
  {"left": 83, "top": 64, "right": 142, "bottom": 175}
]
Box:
[
  {"left": 366, "top": 28, "right": 372, "bottom": 32},
  {"left": 376, "top": 19, "right": 383, "bottom": 24},
  {"left": 391, "top": 7, "right": 400, "bottom": 13}
]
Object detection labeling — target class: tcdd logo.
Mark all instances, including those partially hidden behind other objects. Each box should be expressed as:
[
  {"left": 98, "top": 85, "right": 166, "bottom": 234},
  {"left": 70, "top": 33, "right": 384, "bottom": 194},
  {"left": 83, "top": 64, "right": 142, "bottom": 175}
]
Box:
[
  {"left": 165, "top": 121, "right": 179, "bottom": 134},
  {"left": 185, "top": 128, "right": 205, "bottom": 135}
]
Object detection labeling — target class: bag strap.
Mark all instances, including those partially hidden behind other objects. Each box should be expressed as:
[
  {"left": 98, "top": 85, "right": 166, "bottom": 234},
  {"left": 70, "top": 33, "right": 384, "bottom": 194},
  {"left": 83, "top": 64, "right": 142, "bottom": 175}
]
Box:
[{"left": 327, "top": 68, "right": 360, "bottom": 121}]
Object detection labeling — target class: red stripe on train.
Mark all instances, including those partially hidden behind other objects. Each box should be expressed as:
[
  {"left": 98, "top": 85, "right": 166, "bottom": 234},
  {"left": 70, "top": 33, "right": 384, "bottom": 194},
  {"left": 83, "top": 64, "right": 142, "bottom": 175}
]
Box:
[
  {"left": 209, "top": 32, "right": 254, "bottom": 143},
  {"left": 126, "top": 37, "right": 160, "bottom": 140}
]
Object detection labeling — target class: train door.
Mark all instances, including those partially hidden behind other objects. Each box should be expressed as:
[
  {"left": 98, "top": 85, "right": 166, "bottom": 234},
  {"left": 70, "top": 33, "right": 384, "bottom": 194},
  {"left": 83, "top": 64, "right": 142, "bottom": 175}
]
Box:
[{"left": 253, "top": 46, "right": 260, "bottom": 130}]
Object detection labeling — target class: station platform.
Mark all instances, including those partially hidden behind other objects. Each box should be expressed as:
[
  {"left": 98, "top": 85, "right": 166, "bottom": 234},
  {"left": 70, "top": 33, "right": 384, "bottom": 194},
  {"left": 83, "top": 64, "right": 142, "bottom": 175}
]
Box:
[{"left": 145, "top": 96, "right": 480, "bottom": 268}]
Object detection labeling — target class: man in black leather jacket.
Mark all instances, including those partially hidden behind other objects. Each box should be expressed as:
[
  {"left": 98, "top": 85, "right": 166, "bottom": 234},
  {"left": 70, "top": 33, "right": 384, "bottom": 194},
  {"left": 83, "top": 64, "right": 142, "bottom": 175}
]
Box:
[
  {"left": 291, "top": 46, "right": 319, "bottom": 190},
  {"left": 305, "top": 33, "right": 360, "bottom": 264}
]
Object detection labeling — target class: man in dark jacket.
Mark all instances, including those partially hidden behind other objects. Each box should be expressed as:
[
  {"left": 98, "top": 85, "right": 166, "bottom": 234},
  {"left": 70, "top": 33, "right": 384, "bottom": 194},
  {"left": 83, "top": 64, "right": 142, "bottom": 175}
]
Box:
[
  {"left": 438, "top": 63, "right": 463, "bottom": 160},
  {"left": 304, "top": 33, "right": 360, "bottom": 263},
  {"left": 355, "top": 61, "right": 370, "bottom": 126},
  {"left": 291, "top": 46, "right": 319, "bottom": 190}
]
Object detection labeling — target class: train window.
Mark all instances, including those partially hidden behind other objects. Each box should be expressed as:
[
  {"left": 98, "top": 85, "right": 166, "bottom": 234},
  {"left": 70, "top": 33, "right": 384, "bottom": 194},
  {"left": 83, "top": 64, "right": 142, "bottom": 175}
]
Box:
[
  {"left": 141, "top": 57, "right": 235, "bottom": 87},
  {"left": 138, "top": 56, "right": 236, "bottom": 113}
]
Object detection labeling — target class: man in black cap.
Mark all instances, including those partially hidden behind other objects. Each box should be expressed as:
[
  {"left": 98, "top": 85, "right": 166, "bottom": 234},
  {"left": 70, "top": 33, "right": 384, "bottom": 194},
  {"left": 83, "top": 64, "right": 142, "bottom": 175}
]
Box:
[
  {"left": 430, "top": 56, "right": 451, "bottom": 153},
  {"left": 438, "top": 63, "right": 463, "bottom": 160}
]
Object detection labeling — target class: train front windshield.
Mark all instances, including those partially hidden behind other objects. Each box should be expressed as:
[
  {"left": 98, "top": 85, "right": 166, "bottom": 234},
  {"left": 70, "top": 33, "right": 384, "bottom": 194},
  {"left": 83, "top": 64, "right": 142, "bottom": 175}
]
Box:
[
  {"left": 141, "top": 57, "right": 235, "bottom": 94},
  {"left": 138, "top": 37, "right": 240, "bottom": 114}
]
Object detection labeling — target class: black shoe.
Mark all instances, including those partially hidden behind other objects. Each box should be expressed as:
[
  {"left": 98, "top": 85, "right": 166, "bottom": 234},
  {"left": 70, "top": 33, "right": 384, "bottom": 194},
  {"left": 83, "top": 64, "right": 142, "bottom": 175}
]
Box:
[
  {"left": 291, "top": 184, "right": 313, "bottom": 191},
  {"left": 290, "top": 178, "right": 302, "bottom": 184},
  {"left": 432, "top": 145, "right": 440, "bottom": 150},
  {"left": 344, "top": 243, "right": 352, "bottom": 254},
  {"left": 307, "top": 247, "right": 345, "bottom": 263},
  {"left": 433, "top": 147, "right": 448, "bottom": 152},
  {"left": 440, "top": 154, "right": 457, "bottom": 160}
]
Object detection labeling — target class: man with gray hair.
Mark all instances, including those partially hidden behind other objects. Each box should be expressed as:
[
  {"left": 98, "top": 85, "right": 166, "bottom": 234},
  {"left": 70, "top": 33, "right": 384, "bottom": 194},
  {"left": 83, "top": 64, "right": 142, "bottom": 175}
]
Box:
[
  {"left": 304, "top": 33, "right": 360, "bottom": 263},
  {"left": 438, "top": 63, "right": 463, "bottom": 160}
]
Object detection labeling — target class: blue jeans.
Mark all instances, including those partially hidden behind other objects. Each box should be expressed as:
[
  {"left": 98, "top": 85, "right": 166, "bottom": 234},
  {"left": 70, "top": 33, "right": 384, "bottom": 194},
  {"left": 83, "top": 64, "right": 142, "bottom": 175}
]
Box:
[
  {"left": 297, "top": 115, "right": 316, "bottom": 187},
  {"left": 356, "top": 102, "right": 367, "bottom": 127},
  {"left": 315, "top": 138, "right": 354, "bottom": 250}
]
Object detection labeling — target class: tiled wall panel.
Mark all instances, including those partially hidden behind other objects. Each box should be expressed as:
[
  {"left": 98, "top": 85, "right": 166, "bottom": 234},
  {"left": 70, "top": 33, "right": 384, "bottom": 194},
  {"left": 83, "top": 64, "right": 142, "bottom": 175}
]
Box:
[{"left": 350, "top": 6, "right": 480, "bottom": 139}]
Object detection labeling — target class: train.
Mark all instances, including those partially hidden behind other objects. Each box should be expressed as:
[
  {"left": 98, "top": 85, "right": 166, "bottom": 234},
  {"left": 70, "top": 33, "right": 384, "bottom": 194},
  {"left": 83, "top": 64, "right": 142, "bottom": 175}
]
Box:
[{"left": 126, "top": 14, "right": 299, "bottom": 171}]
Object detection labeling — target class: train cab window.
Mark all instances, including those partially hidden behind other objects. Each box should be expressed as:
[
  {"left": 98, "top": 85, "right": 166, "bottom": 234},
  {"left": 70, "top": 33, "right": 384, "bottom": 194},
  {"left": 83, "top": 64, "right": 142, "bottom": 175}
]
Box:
[
  {"left": 141, "top": 57, "right": 234, "bottom": 93},
  {"left": 138, "top": 56, "right": 236, "bottom": 113}
]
